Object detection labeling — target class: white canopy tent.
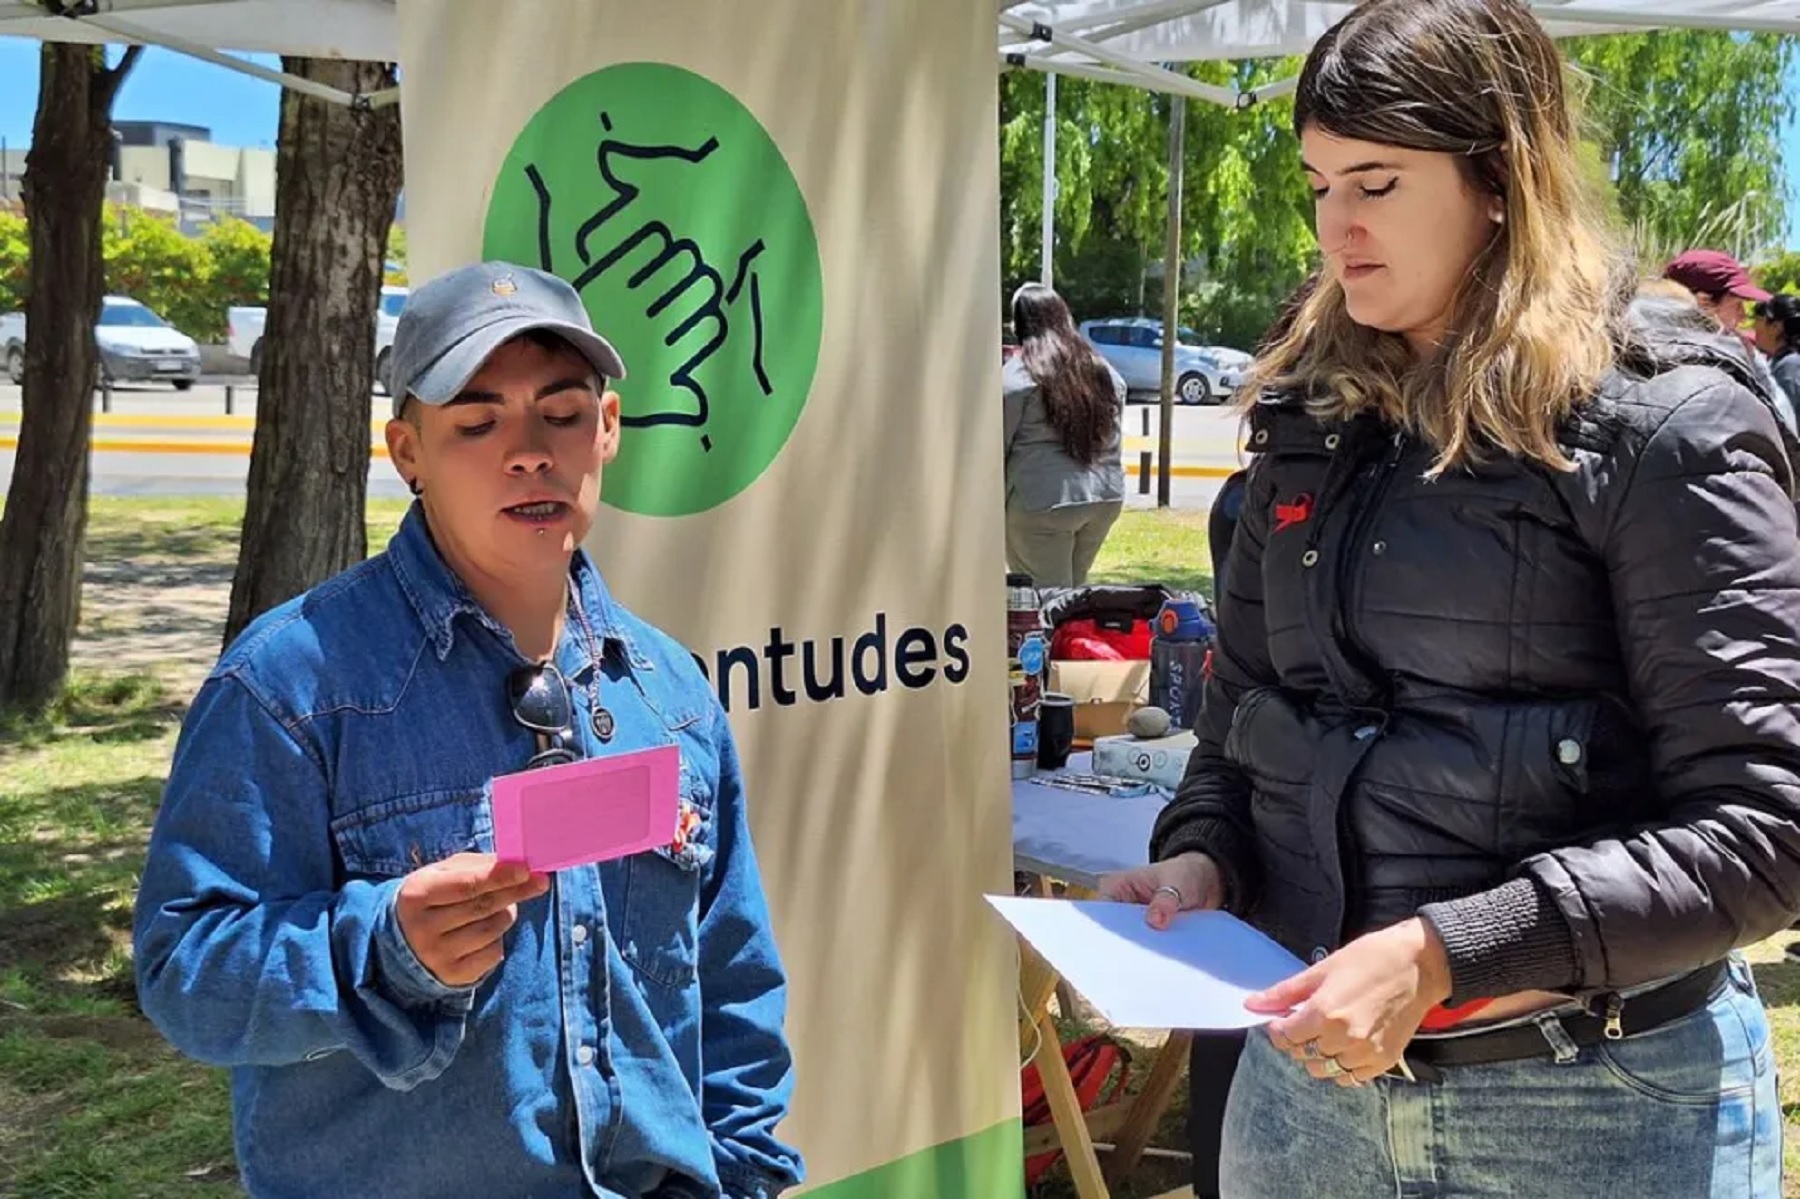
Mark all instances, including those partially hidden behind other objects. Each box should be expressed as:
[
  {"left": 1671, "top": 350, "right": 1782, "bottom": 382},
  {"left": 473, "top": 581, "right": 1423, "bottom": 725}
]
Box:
[
  {"left": 1001, "top": 1, "right": 1800, "bottom": 104},
  {"left": 2, "top": 0, "right": 1799, "bottom": 104}
]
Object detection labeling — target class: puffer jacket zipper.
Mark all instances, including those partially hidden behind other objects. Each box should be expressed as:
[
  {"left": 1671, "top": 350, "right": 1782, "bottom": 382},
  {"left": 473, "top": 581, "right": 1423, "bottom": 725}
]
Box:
[
  {"left": 1330, "top": 428, "right": 1408, "bottom": 932},
  {"left": 1339, "top": 430, "right": 1409, "bottom": 678}
]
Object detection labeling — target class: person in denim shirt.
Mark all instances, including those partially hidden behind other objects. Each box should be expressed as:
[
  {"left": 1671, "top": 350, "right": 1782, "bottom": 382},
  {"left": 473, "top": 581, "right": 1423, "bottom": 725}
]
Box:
[{"left": 133, "top": 261, "right": 804, "bottom": 1199}]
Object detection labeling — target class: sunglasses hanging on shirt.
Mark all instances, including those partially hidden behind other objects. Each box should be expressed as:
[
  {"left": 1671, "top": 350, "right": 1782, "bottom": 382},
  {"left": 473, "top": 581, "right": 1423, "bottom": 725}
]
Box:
[{"left": 507, "top": 662, "right": 580, "bottom": 770}]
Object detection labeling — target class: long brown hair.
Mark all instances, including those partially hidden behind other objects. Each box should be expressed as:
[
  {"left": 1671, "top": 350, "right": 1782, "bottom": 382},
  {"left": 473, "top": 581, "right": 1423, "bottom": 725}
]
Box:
[
  {"left": 1011, "top": 282, "right": 1119, "bottom": 465},
  {"left": 1243, "top": 0, "right": 1631, "bottom": 473}
]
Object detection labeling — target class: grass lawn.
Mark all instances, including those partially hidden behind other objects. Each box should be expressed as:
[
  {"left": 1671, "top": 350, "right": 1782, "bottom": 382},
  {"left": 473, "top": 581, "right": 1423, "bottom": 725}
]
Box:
[{"left": 0, "top": 499, "right": 1794, "bottom": 1197}]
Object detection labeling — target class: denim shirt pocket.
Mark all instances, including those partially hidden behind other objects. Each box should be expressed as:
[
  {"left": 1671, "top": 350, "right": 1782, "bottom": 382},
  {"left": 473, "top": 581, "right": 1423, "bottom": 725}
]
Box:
[
  {"left": 330, "top": 785, "right": 496, "bottom": 879},
  {"left": 616, "top": 735, "right": 716, "bottom": 990}
]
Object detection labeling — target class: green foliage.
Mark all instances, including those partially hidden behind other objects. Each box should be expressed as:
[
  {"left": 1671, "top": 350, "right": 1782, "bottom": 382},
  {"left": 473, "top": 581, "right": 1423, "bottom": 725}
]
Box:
[
  {"left": 102, "top": 207, "right": 215, "bottom": 338},
  {"left": 199, "top": 217, "right": 272, "bottom": 313},
  {"left": 385, "top": 223, "right": 408, "bottom": 286},
  {"left": 1001, "top": 60, "right": 1317, "bottom": 350},
  {"left": 0, "top": 205, "right": 26, "bottom": 313},
  {"left": 1001, "top": 30, "right": 1791, "bottom": 353},
  {"left": 0, "top": 207, "right": 274, "bottom": 340},
  {"left": 1565, "top": 31, "right": 1793, "bottom": 264},
  {"left": 1755, "top": 251, "right": 1800, "bottom": 297}
]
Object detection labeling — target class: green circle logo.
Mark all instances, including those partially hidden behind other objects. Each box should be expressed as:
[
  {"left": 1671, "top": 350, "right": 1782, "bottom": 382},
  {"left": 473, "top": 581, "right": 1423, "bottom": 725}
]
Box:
[{"left": 483, "top": 62, "right": 823, "bottom": 517}]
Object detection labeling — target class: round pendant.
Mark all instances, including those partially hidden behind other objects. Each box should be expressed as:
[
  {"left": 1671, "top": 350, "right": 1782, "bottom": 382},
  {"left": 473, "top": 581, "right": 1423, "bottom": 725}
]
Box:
[{"left": 592, "top": 706, "right": 616, "bottom": 742}]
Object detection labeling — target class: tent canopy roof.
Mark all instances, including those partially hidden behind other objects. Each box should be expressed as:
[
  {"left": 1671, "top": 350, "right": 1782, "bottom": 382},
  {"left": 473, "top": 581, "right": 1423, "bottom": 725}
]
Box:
[
  {"left": 1005, "top": 1, "right": 1800, "bottom": 65},
  {"left": 1, "top": 0, "right": 1797, "bottom": 106},
  {"left": 0, "top": 0, "right": 396, "bottom": 58}
]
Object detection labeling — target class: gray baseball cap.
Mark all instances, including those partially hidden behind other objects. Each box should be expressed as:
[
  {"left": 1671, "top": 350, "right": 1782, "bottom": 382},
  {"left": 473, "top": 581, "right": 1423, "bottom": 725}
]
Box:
[{"left": 386, "top": 261, "right": 627, "bottom": 418}]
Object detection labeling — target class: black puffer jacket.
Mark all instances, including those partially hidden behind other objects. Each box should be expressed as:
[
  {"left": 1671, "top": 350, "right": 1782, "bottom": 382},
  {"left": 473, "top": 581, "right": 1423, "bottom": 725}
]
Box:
[{"left": 1151, "top": 320, "right": 1800, "bottom": 1005}]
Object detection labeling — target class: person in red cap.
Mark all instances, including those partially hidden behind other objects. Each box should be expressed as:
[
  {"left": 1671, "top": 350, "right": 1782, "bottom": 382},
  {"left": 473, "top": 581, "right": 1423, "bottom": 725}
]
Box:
[{"left": 1664, "top": 248, "right": 1771, "bottom": 336}]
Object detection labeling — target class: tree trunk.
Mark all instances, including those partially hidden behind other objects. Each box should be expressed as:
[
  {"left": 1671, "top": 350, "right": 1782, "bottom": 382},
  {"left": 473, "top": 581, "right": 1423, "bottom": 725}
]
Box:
[
  {"left": 0, "top": 44, "right": 140, "bottom": 711},
  {"left": 224, "top": 58, "right": 403, "bottom": 651}
]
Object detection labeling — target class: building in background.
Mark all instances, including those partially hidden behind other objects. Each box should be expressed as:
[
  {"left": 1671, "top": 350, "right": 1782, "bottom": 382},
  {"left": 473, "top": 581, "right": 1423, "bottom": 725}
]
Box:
[{"left": 0, "top": 120, "right": 275, "bottom": 232}]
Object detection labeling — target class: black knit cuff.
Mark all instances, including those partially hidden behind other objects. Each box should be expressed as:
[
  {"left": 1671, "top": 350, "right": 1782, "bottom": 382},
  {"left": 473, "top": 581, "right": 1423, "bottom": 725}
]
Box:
[
  {"left": 1152, "top": 817, "right": 1256, "bottom": 917},
  {"left": 1418, "top": 878, "right": 1579, "bottom": 1006}
]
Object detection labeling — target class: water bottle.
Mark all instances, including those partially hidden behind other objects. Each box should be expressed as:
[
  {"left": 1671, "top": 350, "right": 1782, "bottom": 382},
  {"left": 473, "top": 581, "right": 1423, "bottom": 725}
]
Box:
[
  {"left": 1006, "top": 572, "right": 1046, "bottom": 779},
  {"left": 1150, "top": 596, "right": 1214, "bottom": 731}
]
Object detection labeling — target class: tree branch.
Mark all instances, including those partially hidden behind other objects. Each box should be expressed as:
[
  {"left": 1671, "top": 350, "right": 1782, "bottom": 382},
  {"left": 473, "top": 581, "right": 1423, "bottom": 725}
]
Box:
[{"left": 98, "top": 45, "right": 144, "bottom": 107}]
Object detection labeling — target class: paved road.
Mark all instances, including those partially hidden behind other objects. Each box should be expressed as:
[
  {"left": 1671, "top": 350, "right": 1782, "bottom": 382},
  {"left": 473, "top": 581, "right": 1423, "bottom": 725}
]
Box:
[{"left": 0, "top": 381, "right": 1246, "bottom": 508}]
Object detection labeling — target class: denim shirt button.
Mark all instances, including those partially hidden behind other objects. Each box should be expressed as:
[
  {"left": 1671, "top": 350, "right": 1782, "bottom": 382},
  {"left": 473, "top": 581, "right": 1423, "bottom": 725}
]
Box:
[
  {"left": 571, "top": 923, "right": 589, "bottom": 945},
  {"left": 576, "top": 1045, "right": 595, "bottom": 1067}
]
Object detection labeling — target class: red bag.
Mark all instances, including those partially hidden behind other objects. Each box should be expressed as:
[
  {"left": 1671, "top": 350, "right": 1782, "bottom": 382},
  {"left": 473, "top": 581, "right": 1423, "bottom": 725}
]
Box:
[
  {"left": 1019, "top": 1034, "right": 1132, "bottom": 1185},
  {"left": 1049, "top": 618, "right": 1152, "bottom": 662}
]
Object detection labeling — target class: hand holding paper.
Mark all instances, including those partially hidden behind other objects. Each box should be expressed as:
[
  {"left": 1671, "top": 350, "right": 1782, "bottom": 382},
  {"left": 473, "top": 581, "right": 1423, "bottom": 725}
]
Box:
[
  {"left": 988, "top": 896, "right": 1305, "bottom": 1030},
  {"left": 396, "top": 854, "right": 550, "bottom": 987},
  {"left": 1252, "top": 916, "right": 1453, "bottom": 1086},
  {"left": 1095, "top": 850, "right": 1224, "bottom": 928}
]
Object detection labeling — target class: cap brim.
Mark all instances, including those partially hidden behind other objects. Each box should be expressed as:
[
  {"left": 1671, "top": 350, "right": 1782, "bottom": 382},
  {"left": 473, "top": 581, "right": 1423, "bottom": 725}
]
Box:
[
  {"left": 403, "top": 314, "right": 628, "bottom": 410},
  {"left": 1734, "top": 282, "right": 1774, "bottom": 303}
]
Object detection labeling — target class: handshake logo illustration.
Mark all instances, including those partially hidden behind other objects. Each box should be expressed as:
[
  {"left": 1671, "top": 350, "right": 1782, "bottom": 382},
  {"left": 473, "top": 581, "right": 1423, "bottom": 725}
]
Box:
[{"left": 485, "top": 63, "right": 823, "bottom": 517}]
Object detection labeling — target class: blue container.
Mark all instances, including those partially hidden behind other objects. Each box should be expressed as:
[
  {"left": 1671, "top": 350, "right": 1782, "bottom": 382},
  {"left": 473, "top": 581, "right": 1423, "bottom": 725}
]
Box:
[{"left": 1150, "top": 598, "right": 1215, "bottom": 731}]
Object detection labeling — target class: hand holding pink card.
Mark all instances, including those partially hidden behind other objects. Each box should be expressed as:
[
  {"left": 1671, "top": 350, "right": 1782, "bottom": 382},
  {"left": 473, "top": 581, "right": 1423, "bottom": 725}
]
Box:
[{"left": 491, "top": 744, "right": 682, "bottom": 872}]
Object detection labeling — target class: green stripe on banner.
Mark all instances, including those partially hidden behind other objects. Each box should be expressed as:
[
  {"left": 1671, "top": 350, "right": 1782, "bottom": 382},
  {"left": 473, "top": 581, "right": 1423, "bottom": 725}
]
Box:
[{"left": 806, "top": 1119, "right": 1025, "bottom": 1199}]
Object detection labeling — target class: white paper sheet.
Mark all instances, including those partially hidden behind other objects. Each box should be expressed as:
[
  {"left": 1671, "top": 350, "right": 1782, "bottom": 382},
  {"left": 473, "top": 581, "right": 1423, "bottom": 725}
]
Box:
[{"left": 990, "top": 896, "right": 1307, "bottom": 1030}]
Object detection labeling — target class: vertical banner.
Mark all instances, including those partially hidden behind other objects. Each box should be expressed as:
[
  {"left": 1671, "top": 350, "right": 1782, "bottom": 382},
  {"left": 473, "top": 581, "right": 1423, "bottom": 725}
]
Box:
[{"left": 395, "top": 2, "right": 1020, "bottom": 1194}]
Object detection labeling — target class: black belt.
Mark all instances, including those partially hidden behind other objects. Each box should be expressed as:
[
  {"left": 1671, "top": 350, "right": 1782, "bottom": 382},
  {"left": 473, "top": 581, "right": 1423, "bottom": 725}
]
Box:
[{"left": 1395, "top": 960, "right": 1728, "bottom": 1084}]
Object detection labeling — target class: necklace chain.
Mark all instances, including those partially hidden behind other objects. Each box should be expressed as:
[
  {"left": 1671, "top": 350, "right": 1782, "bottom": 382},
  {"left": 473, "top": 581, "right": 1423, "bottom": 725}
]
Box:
[{"left": 565, "top": 578, "right": 607, "bottom": 734}]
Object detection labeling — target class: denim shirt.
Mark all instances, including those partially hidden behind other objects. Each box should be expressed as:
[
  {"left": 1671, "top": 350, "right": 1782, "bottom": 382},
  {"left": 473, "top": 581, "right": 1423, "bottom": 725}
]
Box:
[{"left": 133, "top": 505, "right": 803, "bottom": 1199}]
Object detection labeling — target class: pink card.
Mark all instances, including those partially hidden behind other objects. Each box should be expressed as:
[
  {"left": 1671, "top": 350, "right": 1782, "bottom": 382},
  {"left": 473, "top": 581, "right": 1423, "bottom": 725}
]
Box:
[{"left": 491, "top": 744, "right": 682, "bottom": 872}]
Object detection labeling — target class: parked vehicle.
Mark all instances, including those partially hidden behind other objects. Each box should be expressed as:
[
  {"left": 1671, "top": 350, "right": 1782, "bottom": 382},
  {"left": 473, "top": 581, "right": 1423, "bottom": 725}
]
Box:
[
  {"left": 3, "top": 298, "right": 200, "bottom": 389},
  {"left": 227, "top": 285, "right": 410, "bottom": 390},
  {"left": 1, "top": 312, "right": 23, "bottom": 384},
  {"left": 225, "top": 304, "right": 266, "bottom": 372},
  {"left": 96, "top": 298, "right": 202, "bottom": 388},
  {"left": 1077, "top": 317, "right": 1246, "bottom": 405},
  {"left": 373, "top": 285, "right": 408, "bottom": 394}
]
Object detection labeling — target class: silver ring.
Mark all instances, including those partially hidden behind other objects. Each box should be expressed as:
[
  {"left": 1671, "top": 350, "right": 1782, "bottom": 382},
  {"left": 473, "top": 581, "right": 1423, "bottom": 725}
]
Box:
[
  {"left": 1301, "top": 1040, "right": 1323, "bottom": 1061},
  {"left": 1152, "top": 884, "right": 1183, "bottom": 907},
  {"left": 1321, "top": 1057, "right": 1346, "bottom": 1078}
]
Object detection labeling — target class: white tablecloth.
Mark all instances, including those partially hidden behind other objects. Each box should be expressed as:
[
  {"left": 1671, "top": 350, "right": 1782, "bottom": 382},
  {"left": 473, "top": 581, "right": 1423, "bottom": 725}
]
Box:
[{"left": 1011, "top": 752, "right": 1171, "bottom": 889}]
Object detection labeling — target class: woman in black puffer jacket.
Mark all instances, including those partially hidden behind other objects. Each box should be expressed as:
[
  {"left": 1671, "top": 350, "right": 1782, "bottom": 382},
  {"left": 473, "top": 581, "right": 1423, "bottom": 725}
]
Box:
[{"left": 1100, "top": 2, "right": 1800, "bottom": 1196}]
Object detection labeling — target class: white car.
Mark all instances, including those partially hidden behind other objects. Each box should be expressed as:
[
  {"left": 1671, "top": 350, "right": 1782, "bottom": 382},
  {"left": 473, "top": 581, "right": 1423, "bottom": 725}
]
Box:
[
  {"left": 225, "top": 303, "right": 266, "bottom": 370},
  {"left": 228, "top": 284, "right": 409, "bottom": 391},
  {"left": 1077, "top": 317, "right": 1246, "bottom": 405},
  {"left": 4, "top": 298, "right": 200, "bottom": 389},
  {"left": 1, "top": 312, "right": 23, "bottom": 383},
  {"left": 373, "top": 285, "right": 408, "bottom": 394},
  {"left": 96, "top": 297, "right": 202, "bottom": 389}
]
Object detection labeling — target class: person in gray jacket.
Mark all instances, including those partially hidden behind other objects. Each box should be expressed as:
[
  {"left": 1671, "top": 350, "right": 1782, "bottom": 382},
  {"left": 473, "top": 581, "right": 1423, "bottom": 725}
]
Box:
[
  {"left": 1002, "top": 282, "right": 1126, "bottom": 588},
  {"left": 1101, "top": 2, "right": 1798, "bottom": 1196}
]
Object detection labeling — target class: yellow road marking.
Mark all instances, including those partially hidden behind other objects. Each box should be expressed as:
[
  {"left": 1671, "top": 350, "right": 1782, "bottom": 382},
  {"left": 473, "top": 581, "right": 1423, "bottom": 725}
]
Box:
[
  {"left": 0, "top": 436, "right": 1232, "bottom": 478},
  {"left": 0, "top": 411, "right": 387, "bottom": 433},
  {"left": 0, "top": 436, "right": 390, "bottom": 458},
  {"left": 1126, "top": 464, "right": 1236, "bottom": 480}
]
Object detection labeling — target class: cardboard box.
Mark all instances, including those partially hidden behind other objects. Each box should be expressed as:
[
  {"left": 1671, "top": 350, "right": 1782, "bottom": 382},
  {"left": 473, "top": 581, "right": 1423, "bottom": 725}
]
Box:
[{"left": 1047, "top": 660, "right": 1151, "bottom": 742}]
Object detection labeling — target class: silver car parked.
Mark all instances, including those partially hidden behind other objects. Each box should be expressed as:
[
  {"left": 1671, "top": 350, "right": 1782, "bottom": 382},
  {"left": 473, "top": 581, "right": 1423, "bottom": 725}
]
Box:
[{"left": 1077, "top": 317, "right": 1245, "bottom": 405}]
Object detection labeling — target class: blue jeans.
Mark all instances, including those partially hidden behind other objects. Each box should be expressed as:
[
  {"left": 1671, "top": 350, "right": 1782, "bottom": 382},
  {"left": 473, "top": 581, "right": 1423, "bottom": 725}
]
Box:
[{"left": 1220, "top": 957, "right": 1781, "bottom": 1198}]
